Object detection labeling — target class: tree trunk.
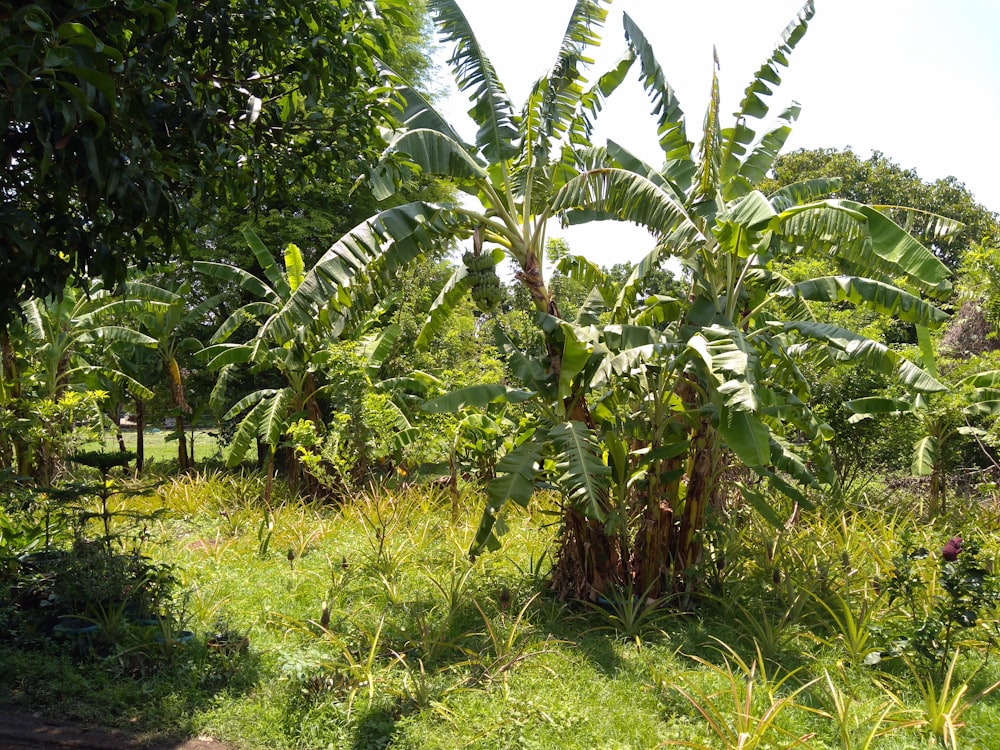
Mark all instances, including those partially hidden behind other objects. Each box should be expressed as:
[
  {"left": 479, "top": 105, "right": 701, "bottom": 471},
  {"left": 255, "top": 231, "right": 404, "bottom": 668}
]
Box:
[
  {"left": 176, "top": 412, "right": 190, "bottom": 471},
  {"left": 166, "top": 357, "right": 191, "bottom": 471},
  {"left": 135, "top": 397, "right": 145, "bottom": 473},
  {"left": 110, "top": 409, "right": 127, "bottom": 453},
  {"left": 672, "top": 417, "right": 721, "bottom": 604},
  {"left": 551, "top": 511, "right": 622, "bottom": 601},
  {"left": 517, "top": 246, "right": 622, "bottom": 600},
  {"left": 632, "top": 449, "right": 685, "bottom": 599}
]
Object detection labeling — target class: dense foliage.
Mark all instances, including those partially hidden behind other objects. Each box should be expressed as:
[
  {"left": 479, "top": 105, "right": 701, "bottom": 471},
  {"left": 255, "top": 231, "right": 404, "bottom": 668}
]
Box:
[
  {"left": 765, "top": 148, "right": 999, "bottom": 270},
  {"left": 0, "top": 0, "right": 406, "bottom": 323}
]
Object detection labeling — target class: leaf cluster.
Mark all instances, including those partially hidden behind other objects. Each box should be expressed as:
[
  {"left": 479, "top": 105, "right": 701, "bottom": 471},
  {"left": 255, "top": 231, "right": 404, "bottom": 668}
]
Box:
[{"left": 0, "top": 0, "right": 402, "bottom": 324}]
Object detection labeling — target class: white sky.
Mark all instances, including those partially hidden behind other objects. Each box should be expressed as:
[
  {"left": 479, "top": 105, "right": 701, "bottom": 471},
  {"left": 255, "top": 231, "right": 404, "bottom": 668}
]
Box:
[{"left": 432, "top": 0, "right": 1000, "bottom": 268}]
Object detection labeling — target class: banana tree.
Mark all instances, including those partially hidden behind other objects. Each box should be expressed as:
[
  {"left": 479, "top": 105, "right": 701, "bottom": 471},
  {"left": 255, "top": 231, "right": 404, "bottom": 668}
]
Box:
[
  {"left": 847, "top": 346, "right": 1000, "bottom": 516},
  {"left": 253, "top": 0, "right": 636, "bottom": 589},
  {"left": 7, "top": 287, "right": 155, "bottom": 482},
  {"left": 199, "top": 230, "right": 330, "bottom": 496},
  {"left": 93, "top": 279, "right": 222, "bottom": 471},
  {"left": 200, "top": 229, "right": 418, "bottom": 496},
  {"left": 20, "top": 286, "right": 155, "bottom": 401},
  {"left": 263, "top": 0, "right": 632, "bottom": 346},
  {"left": 268, "top": 0, "right": 952, "bottom": 601},
  {"left": 538, "top": 0, "right": 956, "bottom": 598},
  {"left": 92, "top": 341, "right": 160, "bottom": 470}
]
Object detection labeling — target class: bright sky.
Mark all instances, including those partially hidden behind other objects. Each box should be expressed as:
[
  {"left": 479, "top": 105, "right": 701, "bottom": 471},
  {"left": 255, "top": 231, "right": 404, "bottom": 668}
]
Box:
[{"left": 433, "top": 0, "right": 1000, "bottom": 268}]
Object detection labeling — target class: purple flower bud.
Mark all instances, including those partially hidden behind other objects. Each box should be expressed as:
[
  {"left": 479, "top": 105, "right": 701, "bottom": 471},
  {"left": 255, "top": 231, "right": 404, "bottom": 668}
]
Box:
[{"left": 942, "top": 537, "right": 963, "bottom": 562}]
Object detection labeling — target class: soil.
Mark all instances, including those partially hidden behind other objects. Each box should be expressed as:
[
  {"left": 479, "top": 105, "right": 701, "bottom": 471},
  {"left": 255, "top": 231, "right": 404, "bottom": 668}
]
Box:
[{"left": 0, "top": 708, "right": 235, "bottom": 749}]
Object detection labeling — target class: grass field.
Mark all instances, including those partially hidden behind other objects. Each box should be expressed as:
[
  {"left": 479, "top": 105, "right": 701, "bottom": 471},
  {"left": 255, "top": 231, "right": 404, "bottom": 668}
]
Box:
[
  {"left": 4, "top": 472, "right": 1000, "bottom": 749},
  {"left": 84, "top": 428, "right": 224, "bottom": 467}
]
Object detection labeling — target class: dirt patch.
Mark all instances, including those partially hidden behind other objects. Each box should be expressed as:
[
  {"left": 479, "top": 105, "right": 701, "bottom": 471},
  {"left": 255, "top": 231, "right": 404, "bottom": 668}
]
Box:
[{"left": 0, "top": 708, "right": 235, "bottom": 749}]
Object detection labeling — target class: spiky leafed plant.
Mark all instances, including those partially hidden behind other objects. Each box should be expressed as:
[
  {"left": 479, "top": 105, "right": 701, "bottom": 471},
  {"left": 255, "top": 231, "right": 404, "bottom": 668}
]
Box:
[{"left": 539, "top": 0, "right": 956, "bottom": 598}]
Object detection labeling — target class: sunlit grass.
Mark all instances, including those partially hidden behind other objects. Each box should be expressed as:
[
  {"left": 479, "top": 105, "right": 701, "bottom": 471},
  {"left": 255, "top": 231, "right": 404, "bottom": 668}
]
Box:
[{"left": 81, "top": 427, "right": 223, "bottom": 467}]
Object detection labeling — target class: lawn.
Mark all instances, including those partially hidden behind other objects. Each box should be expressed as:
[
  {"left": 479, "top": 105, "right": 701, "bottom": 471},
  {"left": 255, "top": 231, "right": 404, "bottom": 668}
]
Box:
[
  {"left": 83, "top": 428, "right": 224, "bottom": 467},
  {"left": 3, "top": 472, "right": 1000, "bottom": 748}
]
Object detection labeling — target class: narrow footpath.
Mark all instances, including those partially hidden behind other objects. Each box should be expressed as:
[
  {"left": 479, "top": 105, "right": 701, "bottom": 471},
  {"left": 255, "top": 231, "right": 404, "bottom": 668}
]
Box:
[{"left": 0, "top": 709, "right": 234, "bottom": 749}]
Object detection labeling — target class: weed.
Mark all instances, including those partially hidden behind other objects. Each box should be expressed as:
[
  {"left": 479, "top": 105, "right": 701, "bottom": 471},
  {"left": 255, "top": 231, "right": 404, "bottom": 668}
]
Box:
[
  {"left": 812, "top": 668, "right": 901, "bottom": 750},
  {"left": 390, "top": 655, "right": 474, "bottom": 719},
  {"left": 729, "top": 597, "right": 804, "bottom": 665},
  {"left": 470, "top": 592, "right": 562, "bottom": 689},
  {"left": 663, "top": 640, "right": 817, "bottom": 750},
  {"left": 884, "top": 649, "right": 1000, "bottom": 749},
  {"left": 804, "top": 588, "right": 884, "bottom": 665},
  {"left": 580, "top": 582, "right": 678, "bottom": 645}
]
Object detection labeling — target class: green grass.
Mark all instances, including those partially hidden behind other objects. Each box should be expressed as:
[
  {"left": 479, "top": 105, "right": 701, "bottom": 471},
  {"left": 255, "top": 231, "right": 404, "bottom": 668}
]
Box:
[
  {"left": 4, "top": 473, "right": 1000, "bottom": 749},
  {"left": 83, "top": 428, "right": 224, "bottom": 467}
]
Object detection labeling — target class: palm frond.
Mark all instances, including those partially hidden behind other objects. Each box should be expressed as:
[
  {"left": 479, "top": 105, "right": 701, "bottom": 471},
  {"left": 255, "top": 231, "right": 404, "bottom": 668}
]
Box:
[
  {"left": 416, "top": 262, "right": 475, "bottom": 350},
  {"left": 473, "top": 435, "right": 544, "bottom": 554},
  {"left": 261, "top": 202, "right": 470, "bottom": 345},
  {"left": 243, "top": 228, "right": 290, "bottom": 300},
  {"left": 550, "top": 420, "right": 610, "bottom": 521},
  {"left": 622, "top": 13, "right": 694, "bottom": 191},
  {"left": 726, "top": 102, "right": 801, "bottom": 200},
  {"left": 783, "top": 321, "right": 946, "bottom": 393},
  {"left": 719, "top": 0, "right": 815, "bottom": 183},
  {"left": 429, "top": 0, "right": 519, "bottom": 163},
  {"left": 779, "top": 275, "right": 949, "bottom": 327},
  {"left": 260, "top": 387, "right": 295, "bottom": 450},
  {"left": 693, "top": 50, "right": 723, "bottom": 210},
  {"left": 767, "top": 177, "right": 841, "bottom": 212},
  {"left": 554, "top": 168, "right": 700, "bottom": 242}
]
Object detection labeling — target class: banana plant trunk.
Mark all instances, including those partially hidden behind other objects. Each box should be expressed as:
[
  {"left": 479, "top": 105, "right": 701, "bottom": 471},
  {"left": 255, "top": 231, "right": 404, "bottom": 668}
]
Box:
[
  {"left": 552, "top": 511, "right": 621, "bottom": 601},
  {"left": 111, "top": 410, "right": 127, "bottom": 453},
  {"left": 631, "top": 377, "right": 721, "bottom": 605},
  {"left": 521, "top": 250, "right": 621, "bottom": 601},
  {"left": 672, "top": 417, "right": 721, "bottom": 605},
  {"left": 166, "top": 357, "right": 191, "bottom": 471},
  {"left": 134, "top": 397, "right": 145, "bottom": 473},
  {"left": 632, "top": 451, "right": 686, "bottom": 599},
  {"left": 176, "top": 412, "right": 190, "bottom": 471}
]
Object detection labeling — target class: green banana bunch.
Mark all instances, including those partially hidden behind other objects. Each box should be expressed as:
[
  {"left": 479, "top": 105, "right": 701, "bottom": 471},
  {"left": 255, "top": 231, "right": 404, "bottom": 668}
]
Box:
[{"left": 462, "top": 250, "right": 502, "bottom": 312}]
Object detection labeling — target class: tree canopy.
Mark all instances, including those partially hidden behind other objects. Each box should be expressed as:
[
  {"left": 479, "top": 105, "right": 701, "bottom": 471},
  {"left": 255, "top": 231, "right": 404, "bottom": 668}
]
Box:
[
  {"left": 0, "top": 0, "right": 409, "bottom": 324},
  {"left": 764, "top": 148, "right": 999, "bottom": 269}
]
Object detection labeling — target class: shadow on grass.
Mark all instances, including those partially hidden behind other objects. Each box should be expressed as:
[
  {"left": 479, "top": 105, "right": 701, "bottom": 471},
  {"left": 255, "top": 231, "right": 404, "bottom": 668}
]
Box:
[
  {"left": 0, "top": 636, "right": 263, "bottom": 742},
  {"left": 351, "top": 705, "right": 400, "bottom": 750}
]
